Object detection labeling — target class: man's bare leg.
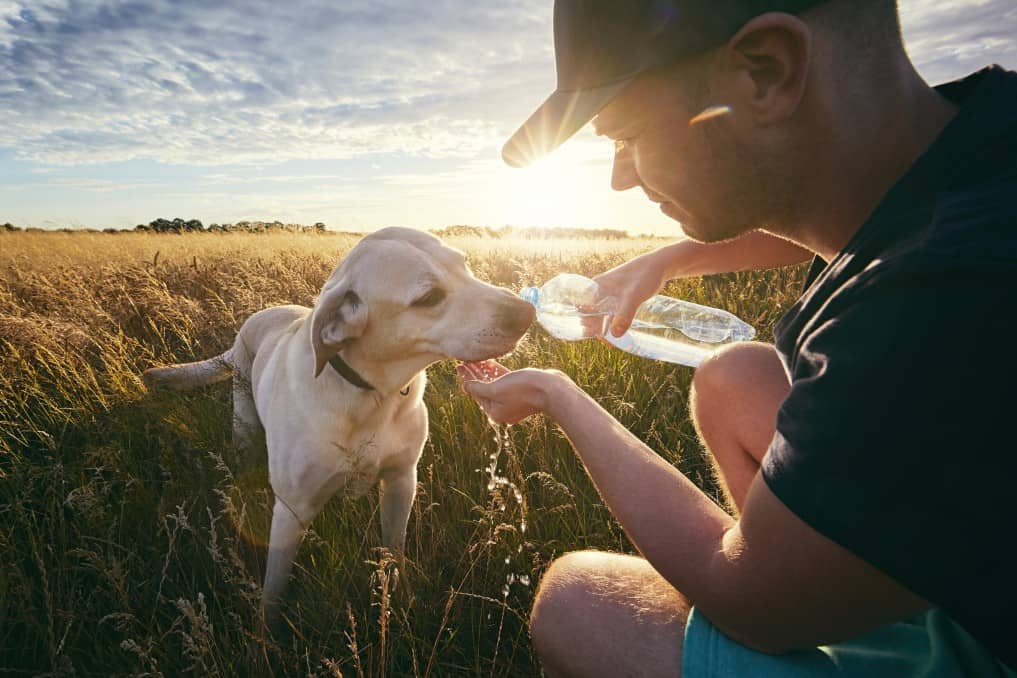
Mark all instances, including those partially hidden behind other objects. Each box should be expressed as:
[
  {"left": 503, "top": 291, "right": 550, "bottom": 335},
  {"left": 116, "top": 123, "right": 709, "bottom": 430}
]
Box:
[
  {"left": 529, "top": 551, "right": 690, "bottom": 678},
  {"left": 690, "top": 342, "right": 790, "bottom": 512}
]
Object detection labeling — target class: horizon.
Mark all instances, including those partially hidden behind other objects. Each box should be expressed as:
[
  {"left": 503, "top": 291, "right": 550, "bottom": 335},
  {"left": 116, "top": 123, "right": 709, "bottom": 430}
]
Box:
[
  {"left": 2, "top": 1, "right": 1016, "bottom": 236},
  {"left": 1, "top": 218, "right": 658, "bottom": 238}
]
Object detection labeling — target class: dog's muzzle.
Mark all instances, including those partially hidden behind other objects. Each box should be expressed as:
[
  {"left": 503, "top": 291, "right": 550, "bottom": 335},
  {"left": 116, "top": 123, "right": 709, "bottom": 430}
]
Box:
[{"left": 496, "top": 297, "right": 537, "bottom": 337}]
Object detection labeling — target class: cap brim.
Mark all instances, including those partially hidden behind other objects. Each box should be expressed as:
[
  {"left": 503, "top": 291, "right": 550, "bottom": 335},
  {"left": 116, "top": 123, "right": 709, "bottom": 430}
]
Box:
[{"left": 501, "top": 78, "right": 633, "bottom": 168}]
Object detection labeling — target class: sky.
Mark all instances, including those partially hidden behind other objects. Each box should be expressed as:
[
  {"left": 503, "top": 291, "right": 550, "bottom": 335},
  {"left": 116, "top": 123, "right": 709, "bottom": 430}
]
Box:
[{"left": 1, "top": 1, "right": 1015, "bottom": 235}]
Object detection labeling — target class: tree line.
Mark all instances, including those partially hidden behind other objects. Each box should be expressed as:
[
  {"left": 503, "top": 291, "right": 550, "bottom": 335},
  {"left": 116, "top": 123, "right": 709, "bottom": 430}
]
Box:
[{"left": 2, "top": 220, "right": 645, "bottom": 239}]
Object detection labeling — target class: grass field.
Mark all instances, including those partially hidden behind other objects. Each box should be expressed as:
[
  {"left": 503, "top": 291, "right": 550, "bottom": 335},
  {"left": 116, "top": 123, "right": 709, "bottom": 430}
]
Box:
[{"left": 0, "top": 229, "right": 807, "bottom": 676}]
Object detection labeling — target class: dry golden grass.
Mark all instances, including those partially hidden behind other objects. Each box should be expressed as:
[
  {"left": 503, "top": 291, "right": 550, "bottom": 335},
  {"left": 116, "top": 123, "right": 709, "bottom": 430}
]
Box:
[{"left": 0, "top": 229, "right": 806, "bottom": 676}]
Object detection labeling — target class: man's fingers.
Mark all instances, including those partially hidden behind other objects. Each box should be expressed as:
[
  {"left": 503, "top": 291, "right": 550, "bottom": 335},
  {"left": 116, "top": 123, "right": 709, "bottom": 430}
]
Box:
[
  {"left": 464, "top": 379, "right": 492, "bottom": 398},
  {"left": 464, "top": 385, "right": 499, "bottom": 420},
  {"left": 610, "top": 312, "right": 634, "bottom": 337}
]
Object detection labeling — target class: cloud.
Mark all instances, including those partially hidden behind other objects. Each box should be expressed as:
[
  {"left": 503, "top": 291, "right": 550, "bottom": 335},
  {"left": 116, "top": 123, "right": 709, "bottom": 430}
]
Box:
[
  {"left": 0, "top": 0, "right": 553, "bottom": 165},
  {"left": 901, "top": 0, "right": 1017, "bottom": 84},
  {"left": 0, "top": 0, "right": 1014, "bottom": 168}
]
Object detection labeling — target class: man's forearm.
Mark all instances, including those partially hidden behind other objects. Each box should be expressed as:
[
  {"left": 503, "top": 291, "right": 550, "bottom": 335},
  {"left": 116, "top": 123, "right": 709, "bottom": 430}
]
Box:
[
  {"left": 544, "top": 376, "right": 735, "bottom": 599},
  {"left": 656, "top": 230, "right": 812, "bottom": 279}
]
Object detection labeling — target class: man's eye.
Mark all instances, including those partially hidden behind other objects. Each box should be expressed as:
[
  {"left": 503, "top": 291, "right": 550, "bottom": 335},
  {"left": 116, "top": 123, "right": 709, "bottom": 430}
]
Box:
[{"left": 412, "top": 288, "right": 446, "bottom": 308}]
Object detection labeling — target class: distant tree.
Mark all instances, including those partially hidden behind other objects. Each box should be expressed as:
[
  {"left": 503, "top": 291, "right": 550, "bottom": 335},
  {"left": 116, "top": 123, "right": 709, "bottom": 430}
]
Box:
[
  {"left": 144, "top": 217, "right": 206, "bottom": 233},
  {"left": 431, "top": 224, "right": 488, "bottom": 238},
  {"left": 2, "top": 222, "right": 18, "bottom": 232},
  {"left": 130, "top": 218, "right": 348, "bottom": 235}
]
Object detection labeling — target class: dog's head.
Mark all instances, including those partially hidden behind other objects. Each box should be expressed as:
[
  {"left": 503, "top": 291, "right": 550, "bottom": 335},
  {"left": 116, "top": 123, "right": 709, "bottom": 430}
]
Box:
[{"left": 310, "top": 227, "right": 535, "bottom": 378}]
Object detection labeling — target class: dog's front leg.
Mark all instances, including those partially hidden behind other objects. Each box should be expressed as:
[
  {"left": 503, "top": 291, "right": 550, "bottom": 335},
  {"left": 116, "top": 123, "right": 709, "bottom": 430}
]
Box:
[
  {"left": 262, "top": 497, "right": 311, "bottom": 632},
  {"left": 379, "top": 465, "right": 417, "bottom": 553}
]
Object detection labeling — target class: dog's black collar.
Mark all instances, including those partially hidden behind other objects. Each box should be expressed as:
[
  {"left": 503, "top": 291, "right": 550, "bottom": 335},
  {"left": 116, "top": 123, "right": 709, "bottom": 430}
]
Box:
[
  {"left": 328, "top": 353, "right": 412, "bottom": 397},
  {"left": 328, "top": 353, "right": 376, "bottom": 391}
]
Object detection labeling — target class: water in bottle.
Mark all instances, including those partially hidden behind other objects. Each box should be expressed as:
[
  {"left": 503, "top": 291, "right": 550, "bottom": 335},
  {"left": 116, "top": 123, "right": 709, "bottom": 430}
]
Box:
[{"left": 519, "top": 273, "right": 755, "bottom": 368}]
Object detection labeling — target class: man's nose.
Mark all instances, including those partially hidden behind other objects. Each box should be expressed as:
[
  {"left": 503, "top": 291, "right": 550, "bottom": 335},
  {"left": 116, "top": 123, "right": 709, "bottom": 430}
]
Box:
[{"left": 611, "top": 146, "right": 640, "bottom": 191}]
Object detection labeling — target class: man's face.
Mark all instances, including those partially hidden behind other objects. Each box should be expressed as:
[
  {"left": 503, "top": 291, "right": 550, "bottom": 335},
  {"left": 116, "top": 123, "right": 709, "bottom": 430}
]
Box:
[{"left": 593, "top": 64, "right": 774, "bottom": 243}]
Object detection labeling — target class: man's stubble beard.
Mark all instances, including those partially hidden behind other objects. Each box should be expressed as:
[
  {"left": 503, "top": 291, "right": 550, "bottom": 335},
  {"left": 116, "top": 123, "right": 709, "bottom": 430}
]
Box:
[{"left": 686, "top": 132, "right": 794, "bottom": 244}]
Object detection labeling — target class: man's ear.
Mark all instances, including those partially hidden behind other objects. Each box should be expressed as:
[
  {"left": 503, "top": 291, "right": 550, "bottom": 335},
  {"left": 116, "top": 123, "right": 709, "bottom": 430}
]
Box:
[
  {"left": 310, "top": 277, "right": 368, "bottom": 377},
  {"left": 724, "top": 12, "right": 811, "bottom": 126}
]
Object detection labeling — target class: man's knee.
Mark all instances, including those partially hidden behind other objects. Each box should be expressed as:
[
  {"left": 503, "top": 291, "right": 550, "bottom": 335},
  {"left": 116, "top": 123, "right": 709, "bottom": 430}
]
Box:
[
  {"left": 692, "top": 342, "right": 775, "bottom": 403},
  {"left": 529, "top": 551, "right": 598, "bottom": 646},
  {"left": 690, "top": 342, "right": 784, "bottom": 426},
  {"left": 530, "top": 550, "right": 642, "bottom": 669},
  {"left": 530, "top": 551, "right": 689, "bottom": 676}
]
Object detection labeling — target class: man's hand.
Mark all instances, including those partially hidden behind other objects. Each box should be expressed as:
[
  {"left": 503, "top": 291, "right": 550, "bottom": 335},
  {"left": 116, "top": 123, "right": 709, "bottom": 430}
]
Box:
[
  {"left": 457, "top": 360, "right": 569, "bottom": 424},
  {"left": 592, "top": 234, "right": 813, "bottom": 338},
  {"left": 593, "top": 249, "right": 670, "bottom": 337}
]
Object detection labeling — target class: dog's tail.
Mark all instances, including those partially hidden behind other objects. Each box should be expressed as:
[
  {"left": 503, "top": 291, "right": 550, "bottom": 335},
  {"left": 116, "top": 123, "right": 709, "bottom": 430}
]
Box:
[{"left": 142, "top": 350, "right": 234, "bottom": 391}]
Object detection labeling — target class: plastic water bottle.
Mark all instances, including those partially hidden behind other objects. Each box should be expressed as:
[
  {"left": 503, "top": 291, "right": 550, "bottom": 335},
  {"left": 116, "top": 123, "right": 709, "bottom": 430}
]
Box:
[{"left": 520, "top": 273, "right": 755, "bottom": 368}]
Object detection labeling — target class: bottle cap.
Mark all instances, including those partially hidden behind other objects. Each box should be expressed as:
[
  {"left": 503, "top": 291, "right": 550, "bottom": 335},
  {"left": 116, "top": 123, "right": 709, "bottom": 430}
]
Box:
[{"left": 520, "top": 286, "right": 540, "bottom": 306}]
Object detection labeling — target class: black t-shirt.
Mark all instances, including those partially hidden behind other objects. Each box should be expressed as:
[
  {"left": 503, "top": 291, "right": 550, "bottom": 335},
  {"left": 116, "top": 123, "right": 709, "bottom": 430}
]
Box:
[{"left": 761, "top": 65, "right": 1017, "bottom": 670}]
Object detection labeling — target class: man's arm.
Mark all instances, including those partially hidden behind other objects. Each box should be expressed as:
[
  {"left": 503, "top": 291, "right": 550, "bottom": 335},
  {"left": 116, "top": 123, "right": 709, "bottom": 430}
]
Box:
[
  {"left": 464, "top": 367, "right": 928, "bottom": 652},
  {"left": 595, "top": 231, "right": 811, "bottom": 336},
  {"left": 652, "top": 230, "right": 813, "bottom": 279}
]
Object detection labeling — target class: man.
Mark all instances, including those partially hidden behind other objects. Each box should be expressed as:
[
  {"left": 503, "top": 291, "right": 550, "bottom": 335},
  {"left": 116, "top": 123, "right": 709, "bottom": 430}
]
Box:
[{"left": 459, "top": 0, "right": 1017, "bottom": 676}]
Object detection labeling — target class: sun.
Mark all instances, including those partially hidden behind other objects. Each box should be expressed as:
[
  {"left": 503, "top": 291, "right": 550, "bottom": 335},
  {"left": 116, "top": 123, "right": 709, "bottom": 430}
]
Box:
[{"left": 493, "top": 140, "right": 611, "bottom": 229}]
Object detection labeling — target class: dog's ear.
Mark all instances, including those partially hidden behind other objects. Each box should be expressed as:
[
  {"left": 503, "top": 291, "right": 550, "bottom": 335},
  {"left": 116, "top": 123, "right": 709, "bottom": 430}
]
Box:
[{"left": 310, "top": 278, "right": 368, "bottom": 378}]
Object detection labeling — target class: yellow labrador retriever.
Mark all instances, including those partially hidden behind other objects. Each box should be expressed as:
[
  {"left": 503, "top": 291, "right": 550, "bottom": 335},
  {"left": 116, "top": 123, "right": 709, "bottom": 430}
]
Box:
[{"left": 142, "top": 227, "right": 534, "bottom": 626}]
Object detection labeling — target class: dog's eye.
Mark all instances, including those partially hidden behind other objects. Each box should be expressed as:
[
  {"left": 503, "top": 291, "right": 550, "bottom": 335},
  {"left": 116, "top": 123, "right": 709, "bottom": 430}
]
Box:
[{"left": 412, "top": 288, "right": 446, "bottom": 308}]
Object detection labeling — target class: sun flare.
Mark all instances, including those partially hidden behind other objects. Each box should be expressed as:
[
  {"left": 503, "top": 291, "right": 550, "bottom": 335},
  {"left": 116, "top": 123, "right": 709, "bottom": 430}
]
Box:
[{"left": 494, "top": 141, "right": 611, "bottom": 229}]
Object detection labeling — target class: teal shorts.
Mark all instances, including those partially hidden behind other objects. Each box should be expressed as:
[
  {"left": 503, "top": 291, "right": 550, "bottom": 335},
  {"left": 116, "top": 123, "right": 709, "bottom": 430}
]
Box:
[{"left": 682, "top": 607, "right": 1016, "bottom": 677}]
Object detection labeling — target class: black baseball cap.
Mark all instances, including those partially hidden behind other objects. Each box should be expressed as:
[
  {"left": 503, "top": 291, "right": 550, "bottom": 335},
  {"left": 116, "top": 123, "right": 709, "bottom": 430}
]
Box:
[{"left": 502, "top": 0, "right": 827, "bottom": 167}]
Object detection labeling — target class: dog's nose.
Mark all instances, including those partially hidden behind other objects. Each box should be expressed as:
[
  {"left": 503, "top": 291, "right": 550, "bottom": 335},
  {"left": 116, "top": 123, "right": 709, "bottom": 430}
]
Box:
[{"left": 496, "top": 296, "right": 536, "bottom": 335}]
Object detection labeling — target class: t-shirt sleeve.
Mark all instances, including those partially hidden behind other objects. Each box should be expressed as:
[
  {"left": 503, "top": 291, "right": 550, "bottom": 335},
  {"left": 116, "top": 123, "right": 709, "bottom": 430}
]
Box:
[{"left": 761, "top": 258, "right": 1016, "bottom": 604}]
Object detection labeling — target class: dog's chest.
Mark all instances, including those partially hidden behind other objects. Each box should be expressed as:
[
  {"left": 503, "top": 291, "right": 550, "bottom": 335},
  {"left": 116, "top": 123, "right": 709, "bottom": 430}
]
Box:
[
  {"left": 306, "top": 403, "right": 422, "bottom": 497},
  {"left": 322, "top": 427, "right": 386, "bottom": 496}
]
